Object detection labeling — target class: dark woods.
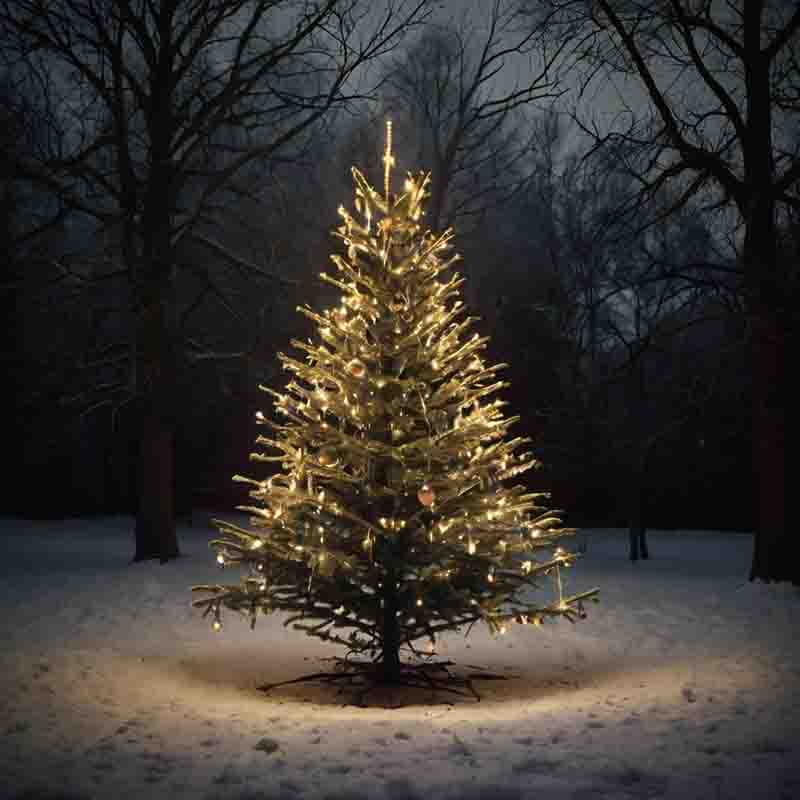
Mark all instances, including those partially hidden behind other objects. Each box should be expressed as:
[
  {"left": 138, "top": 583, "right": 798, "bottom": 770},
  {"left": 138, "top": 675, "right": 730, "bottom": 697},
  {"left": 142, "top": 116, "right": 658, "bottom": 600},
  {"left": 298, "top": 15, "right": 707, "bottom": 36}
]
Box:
[{"left": 2, "top": 1, "right": 797, "bottom": 580}]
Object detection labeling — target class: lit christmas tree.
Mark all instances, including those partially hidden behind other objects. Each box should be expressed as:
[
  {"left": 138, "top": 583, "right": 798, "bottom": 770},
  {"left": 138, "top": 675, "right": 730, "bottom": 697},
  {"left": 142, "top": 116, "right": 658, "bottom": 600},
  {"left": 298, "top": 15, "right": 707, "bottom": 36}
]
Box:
[{"left": 193, "top": 122, "right": 598, "bottom": 700}]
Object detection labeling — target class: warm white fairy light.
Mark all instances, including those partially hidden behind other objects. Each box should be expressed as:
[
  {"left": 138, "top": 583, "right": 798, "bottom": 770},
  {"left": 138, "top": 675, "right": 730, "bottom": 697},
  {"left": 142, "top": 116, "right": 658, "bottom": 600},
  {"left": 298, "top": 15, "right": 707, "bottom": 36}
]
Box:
[{"left": 383, "top": 119, "right": 394, "bottom": 203}]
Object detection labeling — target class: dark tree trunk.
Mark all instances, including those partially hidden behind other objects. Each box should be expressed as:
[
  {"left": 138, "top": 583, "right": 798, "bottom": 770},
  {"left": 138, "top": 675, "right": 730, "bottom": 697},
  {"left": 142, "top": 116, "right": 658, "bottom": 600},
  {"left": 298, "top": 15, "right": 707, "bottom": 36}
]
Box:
[
  {"left": 132, "top": 178, "right": 180, "bottom": 560},
  {"left": 628, "top": 303, "right": 649, "bottom": 562},
  {"left": 742, "top": 31, "right": 794, "bottom": 584},
  {"left": 134, "top": 401, "right": 179, "bottom": 562},
  {"left": 628, "top": 469, "right": 648, "bottom": 562},
  {"left": 380, "top": 563, "right": 402, "bottom": 682},
  {"left": 628, "top": 459, "right": 650, "bottom": 561},
  {"left": 748, "top": 306, "right": 790, "bottom": 582},
  {"left": 132, "top": 286, "right": 180, "bottom": 562},
  {"left": 132, "top": 290, "right": 180, "bottom": 562},
  {"left": 129, "top": 20, "right": 183, "bottom": 563}
]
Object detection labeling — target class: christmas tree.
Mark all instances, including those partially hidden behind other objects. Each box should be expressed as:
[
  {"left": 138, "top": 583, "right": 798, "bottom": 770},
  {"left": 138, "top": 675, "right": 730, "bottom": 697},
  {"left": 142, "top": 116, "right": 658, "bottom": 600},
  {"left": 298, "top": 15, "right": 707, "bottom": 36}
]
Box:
[{"left": 192, "top": 122, "right": 598, "bottom": 700}]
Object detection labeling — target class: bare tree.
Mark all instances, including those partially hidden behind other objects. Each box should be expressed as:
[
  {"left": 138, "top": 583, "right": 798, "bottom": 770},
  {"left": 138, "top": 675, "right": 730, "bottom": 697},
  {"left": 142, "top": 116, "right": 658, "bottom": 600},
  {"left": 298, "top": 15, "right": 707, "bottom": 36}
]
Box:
[
  {"left": 381, "top": 0, "right": 569, "bottom": 234},
  {"left": 488, "top": 111, "right": 739, "bottom": 551},
  {"left": 530, "top": 0, "right": 800, "bottom": 583},
  {"left": 0, "top": 0, "right": 429, "bottom": 561}
]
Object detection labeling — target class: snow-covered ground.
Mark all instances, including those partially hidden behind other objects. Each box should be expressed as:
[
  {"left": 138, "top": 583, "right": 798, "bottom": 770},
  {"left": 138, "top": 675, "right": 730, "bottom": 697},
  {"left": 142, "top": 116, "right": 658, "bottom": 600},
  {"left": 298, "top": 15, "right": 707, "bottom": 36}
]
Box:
[{"left": 1, "top": 516, "right": 798, "bottom": 800}]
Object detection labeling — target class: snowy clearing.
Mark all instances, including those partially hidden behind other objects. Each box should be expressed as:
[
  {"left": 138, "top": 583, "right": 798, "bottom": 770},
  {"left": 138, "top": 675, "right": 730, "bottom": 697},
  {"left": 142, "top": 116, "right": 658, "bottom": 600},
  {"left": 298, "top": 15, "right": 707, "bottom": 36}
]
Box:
[{"left": 1, "top": 516, "right": 798, "bottom": 800}]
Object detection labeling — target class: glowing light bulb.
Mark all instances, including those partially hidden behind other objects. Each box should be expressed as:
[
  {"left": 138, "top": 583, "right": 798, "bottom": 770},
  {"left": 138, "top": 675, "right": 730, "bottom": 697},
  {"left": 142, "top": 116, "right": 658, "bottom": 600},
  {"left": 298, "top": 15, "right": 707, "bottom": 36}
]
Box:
[{"left": 212, "top": 620, "right": 222, "bottom": 632}]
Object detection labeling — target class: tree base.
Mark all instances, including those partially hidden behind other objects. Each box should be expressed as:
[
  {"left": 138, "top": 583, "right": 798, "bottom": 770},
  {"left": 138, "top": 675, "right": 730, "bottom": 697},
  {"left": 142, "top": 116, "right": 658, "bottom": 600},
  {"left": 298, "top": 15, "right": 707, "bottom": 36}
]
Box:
[{"left": 256, "top": 657, "right": 510, "bottom": 707}]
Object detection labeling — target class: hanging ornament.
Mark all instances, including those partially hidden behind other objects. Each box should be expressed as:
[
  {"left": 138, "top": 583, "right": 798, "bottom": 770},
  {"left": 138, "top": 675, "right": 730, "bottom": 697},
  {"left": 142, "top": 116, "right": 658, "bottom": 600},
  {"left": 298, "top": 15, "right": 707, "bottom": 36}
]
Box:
[
  {"left": 347, "top": 358, "right": 367, "bottom": 379},
  {"left": 417, "top": 483, "right": 436, "bottom": 507},
  {"left": 317, "top": 446, "right": 339, "bottom": 467}
]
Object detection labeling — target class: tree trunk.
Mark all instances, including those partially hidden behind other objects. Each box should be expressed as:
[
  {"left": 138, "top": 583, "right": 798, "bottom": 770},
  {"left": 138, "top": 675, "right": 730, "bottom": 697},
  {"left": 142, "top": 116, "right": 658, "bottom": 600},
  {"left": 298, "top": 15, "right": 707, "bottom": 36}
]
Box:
[
  {"left": 132, "top": 211, "right": 180, "bottom": 561},
  {"left": 134, "top": 401, "right": 179, "bottom": 562},
  {"left": 375, "top": 352, "right": 403, "bottom": 680},
  {"left": 380, "top": 563, "right": 402, "bottom": 682},
  {"left": 748, "top": 306, "right": 790, "bottom": 582},
  {"left": 742, "top": 32, "right": 793, "bottom": 583},
  {"left": 628, "top": 470, "right": 648, "bottom": 562},
  {"left": 628, "top": 302, "right": 649, "bottom": 562},
  {"left": 132, "top": 294, "right": 179, "bottom": 562}
]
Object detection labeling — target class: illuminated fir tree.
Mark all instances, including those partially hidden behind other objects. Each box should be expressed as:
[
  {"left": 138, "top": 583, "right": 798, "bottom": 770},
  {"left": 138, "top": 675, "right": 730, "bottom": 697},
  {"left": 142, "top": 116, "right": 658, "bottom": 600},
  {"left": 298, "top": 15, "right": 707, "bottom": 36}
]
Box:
[{"left": 193, "top": 122, "right": 598, "bottom": 697}]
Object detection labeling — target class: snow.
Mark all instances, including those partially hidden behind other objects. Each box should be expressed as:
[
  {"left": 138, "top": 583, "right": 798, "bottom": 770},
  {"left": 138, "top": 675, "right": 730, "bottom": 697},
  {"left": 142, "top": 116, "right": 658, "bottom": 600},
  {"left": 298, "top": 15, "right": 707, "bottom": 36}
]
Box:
[{"left": 1, "top": 516, "right": 799, "bottom": 800}]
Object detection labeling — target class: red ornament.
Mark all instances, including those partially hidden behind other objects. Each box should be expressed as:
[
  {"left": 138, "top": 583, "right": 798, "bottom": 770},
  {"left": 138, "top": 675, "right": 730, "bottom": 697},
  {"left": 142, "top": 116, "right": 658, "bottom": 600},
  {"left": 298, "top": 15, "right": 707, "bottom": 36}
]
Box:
[
  {"left": 417, "top": 483, "right": 436, "bottom": 507},
  {"left": 347, "top": 358, "right": 366, "bottom": 379}
]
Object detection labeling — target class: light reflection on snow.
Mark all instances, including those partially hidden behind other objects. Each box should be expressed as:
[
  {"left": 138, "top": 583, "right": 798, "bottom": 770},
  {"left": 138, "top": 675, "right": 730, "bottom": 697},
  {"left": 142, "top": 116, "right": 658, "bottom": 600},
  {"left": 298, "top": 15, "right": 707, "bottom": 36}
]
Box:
[{"left": 0, "top": 520, "right": 798, "bottom": 800}]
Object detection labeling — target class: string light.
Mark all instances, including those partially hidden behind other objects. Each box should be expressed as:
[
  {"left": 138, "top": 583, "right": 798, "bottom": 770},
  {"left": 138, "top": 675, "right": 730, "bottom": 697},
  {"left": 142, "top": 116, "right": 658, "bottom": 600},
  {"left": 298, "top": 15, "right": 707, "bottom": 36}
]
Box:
[{"left": 383, "top": 119, "right": 394, "bottom": 203}]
